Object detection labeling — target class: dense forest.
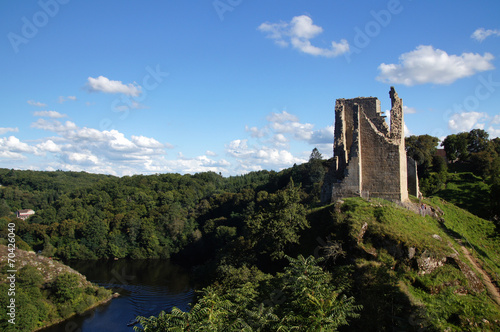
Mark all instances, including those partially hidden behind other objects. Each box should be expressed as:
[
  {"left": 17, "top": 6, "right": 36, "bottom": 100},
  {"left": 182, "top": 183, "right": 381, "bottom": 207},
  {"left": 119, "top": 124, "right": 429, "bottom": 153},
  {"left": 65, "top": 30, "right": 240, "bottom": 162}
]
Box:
[{"left": 0, "top": 129, "right": 499, "bottom": 330}]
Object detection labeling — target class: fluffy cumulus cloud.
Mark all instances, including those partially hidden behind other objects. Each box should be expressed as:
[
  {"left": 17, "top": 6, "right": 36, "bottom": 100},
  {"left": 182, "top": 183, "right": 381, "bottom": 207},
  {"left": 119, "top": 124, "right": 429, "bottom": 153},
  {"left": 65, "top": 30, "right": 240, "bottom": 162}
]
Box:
[
  {"left": 225, "top": 139, "right": 306, "bottom": 173},
  {"left": 36, "top": 139, "right": 62, "bottom": 153},
  {"left": 471, "top": 28, "right": 500, "bottom": 42},
  {"left": 258, "top": 15, "right": 349, "bottom": 57},
  {"left": 377, "top": 45, "right": 495, "bottom": 86},
  {"left": 0, "top": 136, "right": 37, "bottom": 159},
  {"left": 1, "top": 112, "right": 236, "bottom": 175},
  {"left": 86, "top": 76, "right": 142, "bottom": 96},
  {"left": 447, "top": 112, "right": 500, "bottom": 138},
  {"left": 1, "top": 108, "right": 336, "bottom": 176},
  {"left": 448, "top": 111, "right": 488, "bottom": 132},
  {"left": 226, "top": 110, "right": 335, "bottom": 173}
]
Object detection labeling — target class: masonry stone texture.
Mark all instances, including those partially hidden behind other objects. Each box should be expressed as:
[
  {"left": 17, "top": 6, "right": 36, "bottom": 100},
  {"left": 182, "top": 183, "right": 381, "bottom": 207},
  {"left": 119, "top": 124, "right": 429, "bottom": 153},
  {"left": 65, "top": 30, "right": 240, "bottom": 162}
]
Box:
[{"left": 321, "top": 87, "right": 419, "bottom": 203}]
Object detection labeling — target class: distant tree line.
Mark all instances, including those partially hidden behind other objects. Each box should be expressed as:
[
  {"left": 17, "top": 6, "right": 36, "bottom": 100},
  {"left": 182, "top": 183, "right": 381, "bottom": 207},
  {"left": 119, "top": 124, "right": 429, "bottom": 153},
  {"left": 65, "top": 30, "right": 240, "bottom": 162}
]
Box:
[{"left": 405, "top": 128, "right": 500, "bottom": 221}]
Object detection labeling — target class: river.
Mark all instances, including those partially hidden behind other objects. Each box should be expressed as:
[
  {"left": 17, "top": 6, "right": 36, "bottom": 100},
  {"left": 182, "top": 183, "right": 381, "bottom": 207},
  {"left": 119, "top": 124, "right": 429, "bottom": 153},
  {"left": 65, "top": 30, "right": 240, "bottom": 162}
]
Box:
[{"left": 41, "top": 259, "right": 194, "bottom": 332}]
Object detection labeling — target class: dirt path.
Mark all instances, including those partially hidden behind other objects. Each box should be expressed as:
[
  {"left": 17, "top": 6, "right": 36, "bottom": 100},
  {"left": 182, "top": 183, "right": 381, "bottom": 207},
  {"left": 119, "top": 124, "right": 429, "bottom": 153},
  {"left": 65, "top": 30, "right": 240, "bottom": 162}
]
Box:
[{"left": 460, "top": 244, "right": 500, "bottom": 307}]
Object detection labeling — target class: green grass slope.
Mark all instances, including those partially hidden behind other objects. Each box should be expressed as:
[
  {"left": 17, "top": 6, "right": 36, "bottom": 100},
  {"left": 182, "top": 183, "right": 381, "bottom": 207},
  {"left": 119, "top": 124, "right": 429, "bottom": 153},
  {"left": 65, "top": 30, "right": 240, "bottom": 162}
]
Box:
[
  {"left": 434, "top": 172, "right": 492, "bottom": 220},
  {"left": 305, "top": 197, "right": 500, "bottom": 331}
]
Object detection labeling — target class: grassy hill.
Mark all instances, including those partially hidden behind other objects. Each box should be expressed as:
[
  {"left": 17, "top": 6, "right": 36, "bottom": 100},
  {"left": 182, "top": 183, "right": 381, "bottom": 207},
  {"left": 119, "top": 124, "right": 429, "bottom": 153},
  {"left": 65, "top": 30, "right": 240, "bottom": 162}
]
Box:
[{"left": 301, "top": 196, "right": 500, "bottom": 331}]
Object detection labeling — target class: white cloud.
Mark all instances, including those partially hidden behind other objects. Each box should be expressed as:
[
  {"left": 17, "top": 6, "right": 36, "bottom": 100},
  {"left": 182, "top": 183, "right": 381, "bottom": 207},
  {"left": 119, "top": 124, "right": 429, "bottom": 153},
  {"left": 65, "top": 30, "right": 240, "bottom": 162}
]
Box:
[
  {"left": 226, "top": 139, "right": 253, "bottom": 158},
  {"left": 36, "top": 139, "right": 62, "bottom": 153},
  {"left": 403, "top": 105, "right": 417, "bottom": 114},
  {"left": 34, "top": 110, "right": 67, "bottom": 118},
  {"left": 0, "top": 136, "right": 37, "bottom": 155},
  {"left": 131, "top": 135, "right": 164, "bottom": 148},
  {"left": 471, "top": 28, "right": 500, "bottom": 42},
  {"left": 404, "top": 123, "right": 412, "bottom": 137},
  {"left": 272, "top": 133, "right": 289, "bottom": 147},
  {"left": 141, "top": 154, "right": 231, "bottom": 175},
  {"left": 65, "top": 151, "right": 100, "bottom": 165},
  {"left": 58, "top": 96, "right": 77, "bottom": 103},
  {"left": 86, "top": 76, "right": 142, "bottom": 96},
  {"left": 0, "top": 127, "right": 19, "bottom": 135},
  {"left": 492, "top": 114, "right": 500, "bottom": 125},
  {"left": 377, "top": 45, "right": 495, "bottom": 86},
  {"left": 27, "top": 117, "right": 176, "bottom": 171},
  {"left": 31, "top": 118, "right": 78, "bottom": 132},
  {"left": 206, "top": 150, "right": 217, "bottom": 156},
  {"left": 309, "top": 125, "right": 334, "bottom": 145},
  {"left": 258, "top": 15, "right": 349, "bottom": 58},
  {"left": 271, "top": 120, "right": 314, "bottom": 141},
  {"left": 266, "top": 110, "right": 299, "bottom": 123},
  {"left": 245, "top": 125, "right": 267, "bottom": 138},
  {"left": 487, "top": 126, "right": 500, "bottom": 139},
  {"left": 448, "top": 111, "right": 488, "bottom": 132},
  {"left": 27, "top": 100, "right": 47, "bottom": 107}
]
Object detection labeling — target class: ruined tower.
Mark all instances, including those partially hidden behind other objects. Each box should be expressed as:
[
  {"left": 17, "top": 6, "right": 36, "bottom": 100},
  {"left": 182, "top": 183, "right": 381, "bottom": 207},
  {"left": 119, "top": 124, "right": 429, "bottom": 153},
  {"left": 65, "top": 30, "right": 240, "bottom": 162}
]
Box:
[{"left": 321, "top": 87, "right": 416, "bottom": 203}]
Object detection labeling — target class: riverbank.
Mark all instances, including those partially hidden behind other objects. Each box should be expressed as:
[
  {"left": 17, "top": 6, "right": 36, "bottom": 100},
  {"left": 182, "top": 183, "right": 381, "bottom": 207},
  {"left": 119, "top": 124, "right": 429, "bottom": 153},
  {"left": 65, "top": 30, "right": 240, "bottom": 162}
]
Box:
[
  {"left": 0, "top": 245, "right": 115, "bottom": 331},
  {"left": 34, "top": 292, "right": 120, "bottom": 332}
]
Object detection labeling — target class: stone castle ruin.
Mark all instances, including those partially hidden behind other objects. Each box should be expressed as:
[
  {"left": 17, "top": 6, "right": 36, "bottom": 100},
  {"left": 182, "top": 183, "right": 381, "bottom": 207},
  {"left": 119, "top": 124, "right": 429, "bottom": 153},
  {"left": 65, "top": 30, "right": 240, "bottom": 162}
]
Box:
[{"left": 321, "top": 87, "right": 419, "bottom": 203}]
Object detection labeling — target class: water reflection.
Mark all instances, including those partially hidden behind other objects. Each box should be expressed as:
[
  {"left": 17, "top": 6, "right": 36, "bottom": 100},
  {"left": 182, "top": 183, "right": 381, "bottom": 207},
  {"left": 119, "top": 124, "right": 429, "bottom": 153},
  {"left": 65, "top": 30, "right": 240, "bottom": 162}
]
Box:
[{"left": 40, "top": 259, "right": 193, "bottom": 332}]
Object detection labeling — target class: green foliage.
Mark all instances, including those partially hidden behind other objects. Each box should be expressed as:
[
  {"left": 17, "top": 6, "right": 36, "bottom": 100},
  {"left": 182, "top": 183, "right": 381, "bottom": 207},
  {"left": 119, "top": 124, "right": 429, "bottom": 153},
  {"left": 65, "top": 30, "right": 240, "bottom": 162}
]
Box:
[
  {"left": 276, "top": 255, "right": 361, "bottom": 330},
  {"left": 405, "top": 134, "right": 439, "bottom": 177},
  {"left": 309, "top": 147, "right": 323, "bottom": 161},
  {"left": 52, "top": 273, "right": 82, "bottom": 302},
  {"left": 1, "top": 132, "right": 500, "bottom": 331},
  {"left": 136, "top": 255, "right": 361, "bottom": 332},
  {"left": 245, "top": 180, "right": 310, "bottom": 260},
  {"left": 0, "top": 259, "right": 110, "bottom": 331},
  {"left": 442, "top": 132, "right": 470, "bottom": 162}
]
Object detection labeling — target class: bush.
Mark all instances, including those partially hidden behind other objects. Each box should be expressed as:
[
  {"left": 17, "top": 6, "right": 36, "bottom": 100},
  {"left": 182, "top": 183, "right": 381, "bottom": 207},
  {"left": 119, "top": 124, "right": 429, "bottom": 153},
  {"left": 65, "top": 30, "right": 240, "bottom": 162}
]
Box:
[{"left": 52, "top": 273, "right": 82, "bottom": 302}]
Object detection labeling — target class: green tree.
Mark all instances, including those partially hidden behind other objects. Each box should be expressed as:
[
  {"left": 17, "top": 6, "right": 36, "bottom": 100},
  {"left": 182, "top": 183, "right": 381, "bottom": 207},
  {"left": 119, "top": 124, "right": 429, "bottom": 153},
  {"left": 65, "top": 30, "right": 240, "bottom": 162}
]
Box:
[
  {"left": 405, "top": 135, "right": 439, "bottom": 177},
  {"left": 81, "top": 219, "right": 109, "bottom": 257},
  {"left": 0, "top": 200, "right": 11, "bottom": 218},
  {"left": 467, "top": 128, "right": 489, "bottom": 154},
  {"left": 442, "top": 132, "right": 469, "bottom": 162},
  {"left": 245, "top": 180, "right": 309, "bottom": 260},
  {"left": 52, "top": 273, "right": 82, "bottom": 303},
  {"left": 309, "top": 147, "right": 323, "bottom": 161}
]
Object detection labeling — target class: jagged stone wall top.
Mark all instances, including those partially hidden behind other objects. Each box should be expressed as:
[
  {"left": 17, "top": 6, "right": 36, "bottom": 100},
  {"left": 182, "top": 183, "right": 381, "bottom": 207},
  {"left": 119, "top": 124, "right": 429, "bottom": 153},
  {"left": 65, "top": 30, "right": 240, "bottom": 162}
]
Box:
[{"left": 321, "top": 87, "right": 413, "bottom": 203}]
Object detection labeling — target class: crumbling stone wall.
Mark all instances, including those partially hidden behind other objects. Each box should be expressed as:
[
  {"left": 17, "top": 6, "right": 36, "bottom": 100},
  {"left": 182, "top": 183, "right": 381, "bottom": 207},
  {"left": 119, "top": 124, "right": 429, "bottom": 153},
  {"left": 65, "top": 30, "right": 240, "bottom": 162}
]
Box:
[{"left": 321, "top": 87, "right": 414, "bottom": 203}]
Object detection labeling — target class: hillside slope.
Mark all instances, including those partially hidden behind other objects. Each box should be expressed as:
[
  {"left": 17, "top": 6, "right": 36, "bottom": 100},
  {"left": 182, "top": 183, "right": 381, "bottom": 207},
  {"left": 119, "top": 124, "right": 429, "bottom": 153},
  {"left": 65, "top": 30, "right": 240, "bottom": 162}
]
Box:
[
  {"left": 0, "top": 246, "right": 113, "bottom": 331},
  {"left": 310, "top": 197, "right": 500, "bottom": 331}
]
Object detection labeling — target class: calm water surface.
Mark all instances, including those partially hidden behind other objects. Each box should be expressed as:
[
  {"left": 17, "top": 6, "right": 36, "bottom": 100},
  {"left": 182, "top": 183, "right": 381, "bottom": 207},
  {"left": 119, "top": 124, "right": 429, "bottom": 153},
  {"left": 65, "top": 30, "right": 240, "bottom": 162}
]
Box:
[{"left": 41, "top": 259, "right": 194, "bottom": 332}]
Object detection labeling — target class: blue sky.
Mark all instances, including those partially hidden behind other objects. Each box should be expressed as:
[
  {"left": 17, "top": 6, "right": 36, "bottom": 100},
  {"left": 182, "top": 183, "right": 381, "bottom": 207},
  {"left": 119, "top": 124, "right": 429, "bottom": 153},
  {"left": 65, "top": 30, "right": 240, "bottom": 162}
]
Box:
[{"left": 1, "top": 0, "right": 499, "bottom": 176}]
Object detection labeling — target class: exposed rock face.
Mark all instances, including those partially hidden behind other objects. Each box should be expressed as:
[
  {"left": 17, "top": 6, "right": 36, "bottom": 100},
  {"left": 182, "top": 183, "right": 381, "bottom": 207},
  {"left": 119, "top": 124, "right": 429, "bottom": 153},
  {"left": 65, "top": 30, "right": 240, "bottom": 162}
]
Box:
[
  {"left": 322, "top": 87, "right": 418, "bottom": 203},
  {"left": 417, "top": 250, "right": 446, "bottom": 275}
]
